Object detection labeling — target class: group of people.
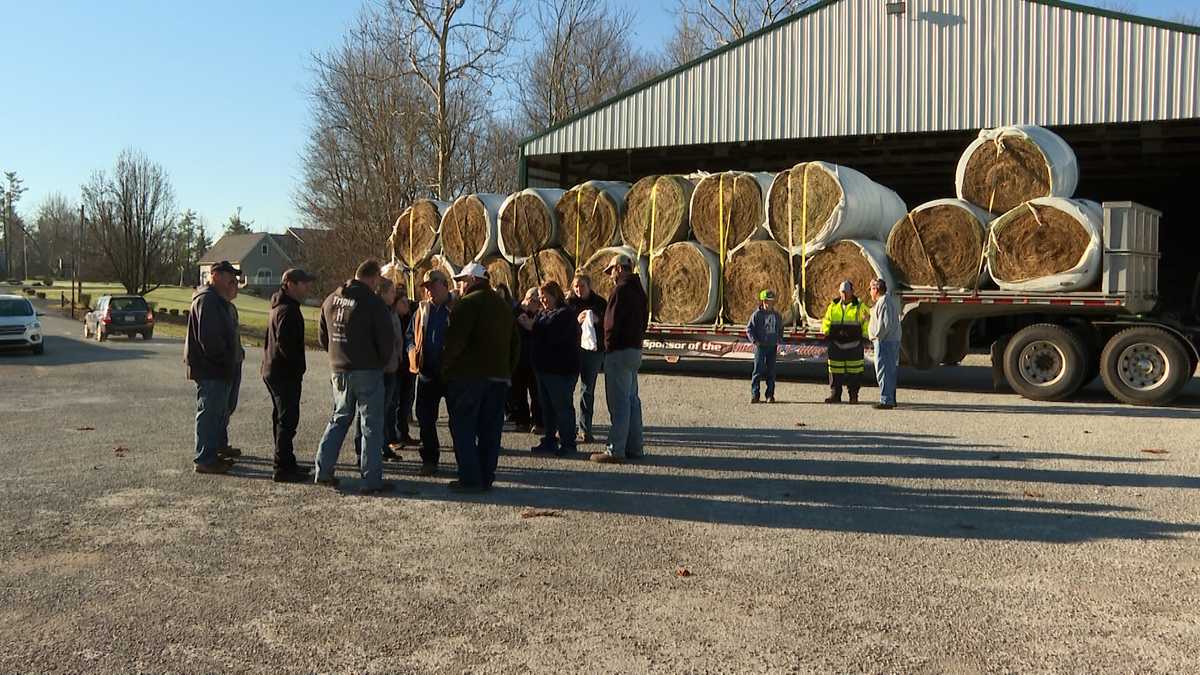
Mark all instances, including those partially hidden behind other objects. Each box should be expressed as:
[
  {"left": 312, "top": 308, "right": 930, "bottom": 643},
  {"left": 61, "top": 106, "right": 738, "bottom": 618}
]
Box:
[
  {"left": 184, "top": 252, "right": 651, "bottom": 493},
  {"left": 745, "top": 278, "right": 901, "bottom": 409}
]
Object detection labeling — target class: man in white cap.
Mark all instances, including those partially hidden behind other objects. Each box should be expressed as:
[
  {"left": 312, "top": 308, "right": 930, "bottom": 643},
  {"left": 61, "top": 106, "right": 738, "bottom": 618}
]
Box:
[
  {"left": 591, "top": 253, "right": 648, "bottom": 464},
  {"left": 440, "top": 262, "right": 521, "bottom": 492},
  {"left": 820, "top": 279, "right": 870, "bottom": 404}
]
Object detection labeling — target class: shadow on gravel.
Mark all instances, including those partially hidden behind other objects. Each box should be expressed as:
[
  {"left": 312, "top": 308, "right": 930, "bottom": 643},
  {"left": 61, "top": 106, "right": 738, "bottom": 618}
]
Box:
[{"left": 0, "top": 335, "right": 156, "bottom": 366}]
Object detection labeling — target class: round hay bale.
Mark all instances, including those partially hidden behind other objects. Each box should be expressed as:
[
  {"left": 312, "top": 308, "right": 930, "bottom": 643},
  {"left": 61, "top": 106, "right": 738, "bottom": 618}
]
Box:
[
  {"left": 801, "top": 240, "right": 894, "bottom": 325},
  {"left": 498, "top": 188, "right": 565, "bottom": 263},
  {"left": 987, "top": 198, "right": 1102, "bottom": 292},
  {"left": 723, "top": 239, "right": 799, "bottom": 325},
  {"left": 886, "top": 199, "right": 994, "bottom": 291},
  {"left": 409, "top": 254, "right": 459, "bottom": 300},
  {"left": 390, "top": 199, "right": 448, "bottom": 266},
  {"left": 481, "top": 255, "right": 517, "bottom": 296},
  {"left": 516, "top": 249, "right": 575, "bottom": 300},
  {"left": 766, "top": 162, "right": 907, "bottom": 252},
  {"left": 556, "top": 181, "right": 630, "bottom": 266},
  {"left": 689, "top": 171, "right": 771, "bottom": 256},
  {"left": 650, "top": 241, "right": 720, "bottom": 325},
  {"left": 956, "top": 125, "right": 1079, "bottom": 213},
  {"left": 581, "top": 246, "right": 649, "bottom": 300},
  {"left": 439, "top": 193, "right": 506, "bottom": 266},
  {"left": 621, "top": 175, "right": 694, "bottom": 255}
]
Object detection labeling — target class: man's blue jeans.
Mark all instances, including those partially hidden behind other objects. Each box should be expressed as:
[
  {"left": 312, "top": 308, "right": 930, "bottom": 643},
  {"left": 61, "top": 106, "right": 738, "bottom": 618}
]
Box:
[
  {"left": 447, "top": 379, "right": 508, "bottom": 488},
  {"left": 874, "top": 339, "right": 901, "bottom": 405},
  {"left": 603, "top": 348, "right": 643, "bottom": 459},
  {"left": 315, "top": 370, "right": 386, "bottom": 488},
  {"left": 356, "top": 372, "right": 397, "bottom": 454},
  {"left": 751, "top": 343, "right": 777, "bottom": 399},
  {"left": 576, "top": 350, "right": 604, "bottom": 437},
  {"left": 536, "top": 372, "right": 578, "bottom": 454},
  {"left": 219, "top": 363, "right": 241, "bottom": 450},
  {"left": 194, "top": 379, "right": 232, "bottom": 466}
]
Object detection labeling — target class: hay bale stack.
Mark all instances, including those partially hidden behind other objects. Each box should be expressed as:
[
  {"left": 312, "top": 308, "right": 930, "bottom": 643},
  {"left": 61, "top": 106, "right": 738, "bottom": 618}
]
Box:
[
  {"left": 801, "top": 240, "right": 894, "bottom": 324},
  {"left": 497, "top": 188, "right": 565, "bottom": 263},
  {"left": 766, "top": 162, "right": 907, "bottom": 253},
  {"left": 517, "top": 248, "right": 575, "bottom": 299},
  {"left": 886, "top": 199, "right": 994, "bottom": 291},
  {"left": 621, "top": 175, "right": 694, "bottom": 255},
  {"left": 439, "top": 193, "right": 507, "bottom": 267},
  {"left": 723, "top": 239, "right": 799, "bottom": 325},
  {"left": 581, "top": 246, "right": 649, "bottom": 300},
  {"left": 556, "top": 181, "right": 630, "bottom": 265},
  {"left": 689, "top": 171, "right": 772, "bottom": 255},
  {"left": 650, "top": 241, "right": 721, "bottom": 325},
  {"left": 956, "top": 125, "right": 1079, "bottom": 213},
  {"left": 390, "top": 199, "right": 449, "bottom": 266},
  {"left": 987, "top": 198, "right": 1102, "bottom": 292},
  {"left": 481, "top": 255, "right": 517, "bottom": 295}
]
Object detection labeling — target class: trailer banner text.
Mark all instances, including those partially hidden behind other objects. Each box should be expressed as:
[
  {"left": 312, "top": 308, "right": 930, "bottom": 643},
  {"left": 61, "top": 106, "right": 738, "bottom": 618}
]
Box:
[{"left": 643, "top": 331, "right": 875, "bottom": 364}]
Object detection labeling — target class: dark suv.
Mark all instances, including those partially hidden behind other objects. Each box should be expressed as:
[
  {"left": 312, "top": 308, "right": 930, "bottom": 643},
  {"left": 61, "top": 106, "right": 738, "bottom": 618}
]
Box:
[{"left": 84, "top": 295, "right": 155, "bottom": 341}]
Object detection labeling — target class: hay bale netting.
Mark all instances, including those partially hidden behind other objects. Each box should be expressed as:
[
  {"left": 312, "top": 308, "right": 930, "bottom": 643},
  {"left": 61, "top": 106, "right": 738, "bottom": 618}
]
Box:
[
  {"left": 621, "top": 175, "right": 695, "bottom": 255},
  {"left": 581, "top": 246, "right": 649, "bottom": 300},
  {"left": 767, "top": 162, "right": 908, "bottom": 253},
  {"left": 497, "top": 188, "right": 565, "bottom": 263},
  {"left": 390, "top": 199, "right": 449, "bottom": 266},
  {"left": 650, "top": 241, "right": 721, "bottom": 325},
  {"left": 556, "top": 181, "right": 630, "bottom": 265},
  {"left": 886, "top": 199, "right": 994, "bottom": 291},
  {"left": 481, "top": 255, "right": 517, "bottom": 296},
  {"left": 439, "top": 193, "right": 507, "bottom": 266},
  {"left": 516, "top": 249, "right": 575, "bottom": 299},
  {"left": 801, "top": 240, "right": 894, "bottom": 325},
  {"left": 987, "top": 198, "right": 1102, "bottom": 292},
  {"left": 723, "top": 239, "right": 799, "bottom": 325},
  {"left": 689, "top": 171, "right": 772, "bottom": 255},
  {"left": 955, "top": 125, "right": 1079, "bottom": 214}
]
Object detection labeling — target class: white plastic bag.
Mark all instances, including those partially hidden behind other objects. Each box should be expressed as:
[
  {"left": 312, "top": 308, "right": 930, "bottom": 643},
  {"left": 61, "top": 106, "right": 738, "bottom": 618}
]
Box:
[{"left": 580, "top": 309, "right": 599, "bottom": 351}]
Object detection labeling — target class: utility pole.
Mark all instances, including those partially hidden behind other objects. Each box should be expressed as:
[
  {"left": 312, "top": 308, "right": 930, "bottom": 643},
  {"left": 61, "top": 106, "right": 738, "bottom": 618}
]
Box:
[{"left": 73, "top": 204, "right": 82, "bottom": 317}]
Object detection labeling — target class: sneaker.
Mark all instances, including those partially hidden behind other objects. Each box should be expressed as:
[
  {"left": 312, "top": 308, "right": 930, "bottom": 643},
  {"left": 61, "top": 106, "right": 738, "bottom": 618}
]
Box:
[
  {"left": 447, "top": 480, "right": 485, "bottom": 494},
  {"left": 766, "top": 396, "right": 776, "bottom": 403},
  {"left": 217, "top": 446, "right": 242, "bottom": 459},
  {"left": 589, "top": 453, "right": 622, "bottom": 464},
  {"left": 418, "top": 463, "right": 437, "bottom": 477},
  {"left": 873, "top": 403, "right": 896, "bottom": 410},
  {"left": 194, "top": 459, "right": 234, "bottom": 475},
  {"left": 360, "top": 483, "right": 395, "bottom": 495},
  {"left": 381, "top": 447, "right": 401, "bottom": 461},
  {"left": 315, "top": 476, "right": 340, "bottom": 487},
  {"left": 388, "top": 443, "right": 405, "bottom": 451},
  {"left": 272, "top": 469, "right": 309, "bottom": 483},
  {"left": 823, "top": 396, "right": 841, "bottom": 404}
]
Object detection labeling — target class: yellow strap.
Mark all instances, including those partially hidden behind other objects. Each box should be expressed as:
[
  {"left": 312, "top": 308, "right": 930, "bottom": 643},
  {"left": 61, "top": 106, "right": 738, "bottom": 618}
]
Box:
[
  {"left": 786, "top": 169, "right": 796, "bottom": 328},
  {"left": 647, "top": 180, "right": 659, "bottom": 317},
  {"left": 715, "top": 174, "right": 727, "bottom": 327},
  {"left": 574, "top": 188, "right": 582, "bottom": 264},
  {"left": 408, "top": 207, "right": 416, "bottom": 300},
  {"left": 801, "top": 164, "right": 810, "bottom": 327}
]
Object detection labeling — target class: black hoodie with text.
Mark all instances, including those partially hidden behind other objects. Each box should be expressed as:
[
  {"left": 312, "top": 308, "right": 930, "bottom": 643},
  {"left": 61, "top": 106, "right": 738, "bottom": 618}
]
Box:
[{"left": 318, "top": 279, "right": 395, "bottom": 373}]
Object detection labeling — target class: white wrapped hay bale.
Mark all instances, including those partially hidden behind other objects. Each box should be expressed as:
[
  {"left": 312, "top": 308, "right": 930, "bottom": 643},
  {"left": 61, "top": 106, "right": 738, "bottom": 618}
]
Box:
[
  {"left": 956, "top": 125, "right": 1079, "bottom": 214},
  {"left": 987, "top": 198, "right": 1102, "bottom": 292},
  {"left": 439, "top": 193, "right": 507, "bottom": 266},
  {"left": 767, "top": 162, "right": 907, "bottom": 253},
  {"left": 497, "top": 188, "right": 565, "bottom": 264},
  {"left": 886, "top": 198, "right": 995, "bottom": 291}
]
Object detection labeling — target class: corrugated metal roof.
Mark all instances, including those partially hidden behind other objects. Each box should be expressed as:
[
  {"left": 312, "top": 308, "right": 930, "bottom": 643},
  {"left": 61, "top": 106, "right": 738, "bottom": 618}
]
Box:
[{"left": 520, "top": 0, "right": 1200, "bottom": 156}]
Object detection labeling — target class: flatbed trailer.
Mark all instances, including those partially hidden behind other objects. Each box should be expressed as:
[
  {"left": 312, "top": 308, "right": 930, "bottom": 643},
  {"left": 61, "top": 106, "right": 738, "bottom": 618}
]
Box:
[{"left": 642, "top": 202, "right": 1200, "bottom": 406}]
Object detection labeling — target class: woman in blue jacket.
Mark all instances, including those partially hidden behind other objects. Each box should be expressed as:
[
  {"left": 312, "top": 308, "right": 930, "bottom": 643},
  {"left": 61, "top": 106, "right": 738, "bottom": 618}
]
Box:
[{"left": 518, "top": 281, "right": 581, "bottom": 456}]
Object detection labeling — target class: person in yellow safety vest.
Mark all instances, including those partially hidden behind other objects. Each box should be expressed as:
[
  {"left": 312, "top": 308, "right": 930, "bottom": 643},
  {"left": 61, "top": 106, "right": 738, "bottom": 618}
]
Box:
[{"left": 821, "top": 280, "right": 871, "bottom": 404}]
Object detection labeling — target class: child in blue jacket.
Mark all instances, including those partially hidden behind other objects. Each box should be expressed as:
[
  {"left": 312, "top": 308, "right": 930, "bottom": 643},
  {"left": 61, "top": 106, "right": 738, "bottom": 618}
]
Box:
[{"left": 746, "top": 289, "right": 783, "bottom": 403}]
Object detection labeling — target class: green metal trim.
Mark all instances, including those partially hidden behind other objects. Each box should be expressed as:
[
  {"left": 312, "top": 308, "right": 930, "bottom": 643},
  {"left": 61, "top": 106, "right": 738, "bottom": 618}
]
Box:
[
  {"left": 517, "top": 148, "right": 528, "bottom": 189},
  {"left": 518, "top": 0, "right": 1199, "bottom": 151}
]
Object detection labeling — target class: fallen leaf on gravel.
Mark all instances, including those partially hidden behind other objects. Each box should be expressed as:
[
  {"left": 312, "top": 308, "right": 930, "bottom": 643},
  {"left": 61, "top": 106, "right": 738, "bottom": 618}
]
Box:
[
  {"left": 1083, "top": 430, "right": 1090, "bottom": 434},
  {"left": 675, "top": 566, "right": 692, "bottom": 577},
  {"left": 112, "top": 446, "right": 129, "bottom": 457},
  {"left": 520, "top": 509, "right": 561, "bottom": 519},
  {"left": 794, "top": 422, "right": 807, "bottom": 427},
  {"left": 1140, "top": 448, "right": 1169, "bottom": 455},
  {"left": 1023, "top": 490, "right": 1045, "bottom": 499},
  {"left": 1021, "top": 435, "right": 1029, "bottom": 439},
  {"left": 75, "top": 426, "right": 95, "bottom": 431}
]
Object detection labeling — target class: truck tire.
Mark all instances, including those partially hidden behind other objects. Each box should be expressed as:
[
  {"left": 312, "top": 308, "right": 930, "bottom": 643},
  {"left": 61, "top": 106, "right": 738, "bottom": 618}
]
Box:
[
  {"left": 1002, "top": 323, "right": 1088, "bottom": 401},
  {"left": 1099, "top": 327, "right": 1191, "bottom": 406}
]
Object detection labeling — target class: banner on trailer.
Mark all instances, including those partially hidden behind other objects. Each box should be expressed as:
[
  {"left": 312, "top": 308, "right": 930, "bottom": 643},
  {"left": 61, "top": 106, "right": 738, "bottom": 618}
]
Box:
[{"left": 643, "top": 332, "right": 875, "bottom": 365}]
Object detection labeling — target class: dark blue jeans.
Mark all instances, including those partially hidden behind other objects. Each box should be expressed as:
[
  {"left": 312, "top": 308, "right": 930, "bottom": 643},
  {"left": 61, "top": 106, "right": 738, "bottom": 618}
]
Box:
[
  {"left": 751, "top": 343, "right": 777, "bottom": 399},
  {"left": 194, "top": 378, "right": 232, "bottom": 466},
  {"left": 447, "top": 379, "right": 509, "bottom": 488},
  {"left": 536, "top": 371, "right": 578, "bottom": 454},
  {"left": 576, "top": 350, "right": 604, "bottom": 437},
  {"left": 415, "top": 375, "right": 447, "bottom": 466}
]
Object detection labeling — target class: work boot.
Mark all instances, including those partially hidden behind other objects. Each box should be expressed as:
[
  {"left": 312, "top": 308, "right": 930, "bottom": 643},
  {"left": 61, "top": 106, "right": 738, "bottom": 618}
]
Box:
[
  {"left": 589, "top": 453, "right": 622, "bottom": 464},
  {"left": 823, "top": 396, "right": 841, "bottom": 404},
  {"left": 447, "top": 480, "right": 485, "bottom": 494},
  {"left": 218, "top": 446, "right": 242, "bottom": 459},
  {"left": 873, "top": 403, "right": 895, "bottom": 410},
  {"left": 194, "top": 458, "right": 234, "bottom": 475},
  {"left": 381, "top": 447, "right": 401, "bottom": 461},
  {"left": 315, "top": 476, "right": 340, "bottom": 487},
  {"left": 750, "top": 396, "right": 760, "bottom": 404}
]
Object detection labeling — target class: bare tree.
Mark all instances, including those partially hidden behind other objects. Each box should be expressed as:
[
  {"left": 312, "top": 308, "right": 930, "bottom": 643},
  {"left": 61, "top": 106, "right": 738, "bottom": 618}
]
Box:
[
  {"left": 1168, "top": 9, "right": 1200, "bottom": 26},
  {"left": 33, "top": 193, "right": 77, "bottom": 277},
  {"left": 81, "top": 149, "right": 179, "bottom": 295},
  {"left": 670, "top": 0, "right": 813, "bottom": 56},
  {"left": 663, "top": 12, "right": 708, "bottom": 67}
]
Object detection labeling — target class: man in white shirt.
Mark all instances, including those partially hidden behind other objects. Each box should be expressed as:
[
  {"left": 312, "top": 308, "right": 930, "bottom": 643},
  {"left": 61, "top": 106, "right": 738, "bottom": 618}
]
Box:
[{"left": 868, "top": 278, "right": 901, "bottom": 409}]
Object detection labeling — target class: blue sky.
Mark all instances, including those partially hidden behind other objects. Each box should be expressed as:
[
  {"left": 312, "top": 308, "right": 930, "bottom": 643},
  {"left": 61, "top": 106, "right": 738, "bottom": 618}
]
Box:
[{"left": 0, "top": 0, "right": 1193, "bottom": 240}]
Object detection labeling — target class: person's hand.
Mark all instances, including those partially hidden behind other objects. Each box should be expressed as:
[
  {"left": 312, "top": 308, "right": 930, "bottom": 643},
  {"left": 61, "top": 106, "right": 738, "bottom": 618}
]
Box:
[{"left": 577, "top": 311, "right": 588, "bottom": 325}]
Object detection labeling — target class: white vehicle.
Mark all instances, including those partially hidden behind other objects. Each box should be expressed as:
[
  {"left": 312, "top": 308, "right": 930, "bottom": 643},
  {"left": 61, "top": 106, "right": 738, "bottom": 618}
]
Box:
[{"left": 0, "top": 294, "right": 45, "bottom": 355}]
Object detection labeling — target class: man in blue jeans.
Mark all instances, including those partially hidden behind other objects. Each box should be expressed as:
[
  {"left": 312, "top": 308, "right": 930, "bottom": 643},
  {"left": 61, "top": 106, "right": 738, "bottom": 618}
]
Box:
[
  {"left": 592, "top": 254, "right": 649, "bottom": 464},
  {"left": 312, "top": 259, "right": 397, "bottom": 494},
  {"left": 868, "top": 278, "right": 902, "bottom": 409},
  {"left": 184, "top": 260, "right": 242, "bottom": 474},
  {"left": 746, "top": 289, "right": 782, "bottom": 404},
  {"left": 441, "top": 263, "right": 520, "bottom": 492},
  {"left": 405, "top": 269, "right": 453, "bottom": 476}
]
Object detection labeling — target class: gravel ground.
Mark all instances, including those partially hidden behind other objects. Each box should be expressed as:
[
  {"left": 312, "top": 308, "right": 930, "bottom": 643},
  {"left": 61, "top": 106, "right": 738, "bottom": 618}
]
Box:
[{"left": 1, "top": 309, "right": 1198, "bottom": 673}]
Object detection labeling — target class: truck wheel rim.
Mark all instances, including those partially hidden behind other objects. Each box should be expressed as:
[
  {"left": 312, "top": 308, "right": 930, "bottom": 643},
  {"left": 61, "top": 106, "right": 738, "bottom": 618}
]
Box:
[
  {"left": 1117, "top": 343, "right": 1169, "bottom": 391},
  {"left": 1019, "top": 340, "right": 1066, "bottom": 386}
]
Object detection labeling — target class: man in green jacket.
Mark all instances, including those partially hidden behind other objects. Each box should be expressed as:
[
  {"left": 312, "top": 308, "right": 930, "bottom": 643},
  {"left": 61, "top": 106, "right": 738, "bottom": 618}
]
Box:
[{"left": 441, "top": 262, "right": 521, "bottom": 493}]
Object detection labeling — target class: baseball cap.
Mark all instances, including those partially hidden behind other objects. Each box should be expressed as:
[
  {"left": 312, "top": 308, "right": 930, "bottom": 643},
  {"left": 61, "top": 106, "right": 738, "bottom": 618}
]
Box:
[
  {"left": 603, "top": 253, "right": 634, "bottom": 272},
  {"left": 420, "top": 269, "right": 449, "bottom": 287},
  {"left": 759, "top": 289, "right": 776, "bottom": 301},
  {"left": 838, "top": 280, "right": 853, "bottom": 292},
  {"left": 281, "top": 268, "right": 316, "bottom": 284},
  {"left": 209, "top": 260, "right": 238, "bottom": 275},
  {"left": 453, "top": 262, "right": 489, "bottom": 280}
]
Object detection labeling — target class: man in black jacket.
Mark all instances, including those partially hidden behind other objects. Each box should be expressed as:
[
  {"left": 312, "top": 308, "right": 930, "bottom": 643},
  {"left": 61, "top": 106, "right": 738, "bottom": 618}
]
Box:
[
  {"left": 185, "top": 260, "right": 241, "bottom": 474},
  {"left": 592, "top": 254, "right": 648, "bottom": 464},
  {"left": 262, "top": 268, "right": 316, "bottom": 483}
]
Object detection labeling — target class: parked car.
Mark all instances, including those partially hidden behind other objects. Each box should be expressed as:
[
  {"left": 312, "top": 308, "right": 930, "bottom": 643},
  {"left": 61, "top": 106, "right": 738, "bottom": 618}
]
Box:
[
  {"left": 84, "top": 295, "right": 155, "bottom": 341},
  {"left": 0, "top": 294, "right": 44, "bottom": 354}
]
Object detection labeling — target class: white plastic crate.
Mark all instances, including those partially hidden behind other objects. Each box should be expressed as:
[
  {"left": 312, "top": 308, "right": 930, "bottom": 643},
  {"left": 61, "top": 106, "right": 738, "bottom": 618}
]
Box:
[{"left": 1102, "top": 201, "right": 1160, "bottom": 314}]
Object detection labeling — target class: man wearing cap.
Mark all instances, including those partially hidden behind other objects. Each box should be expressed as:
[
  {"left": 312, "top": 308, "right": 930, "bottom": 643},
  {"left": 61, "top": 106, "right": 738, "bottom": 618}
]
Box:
[
  {"left": 868, "top": 278, "right": 902, "bottom": 409},
  {"left": 405, "top": 268, "right": 453, "bottom": 475},
  {"left": 313, "top": 259, "right": 396, "bottom": 494},
  {"left": 261, "top": 268, "right": 316, "bottom": 482},
  {"left": 747, "top": 289, "right": 783, "bottom": 404},
  {"left": 184, "top": 260, "right": 241, "bottom": 474},
  {"left": 821, "top": 280, "right": 871, "bottom": 404},
  {"left": 592, "top": 253, "right": 649, "bottom": 464},
  {"left": 440, "top": 262, "right": 520, "bottom": 492}
]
